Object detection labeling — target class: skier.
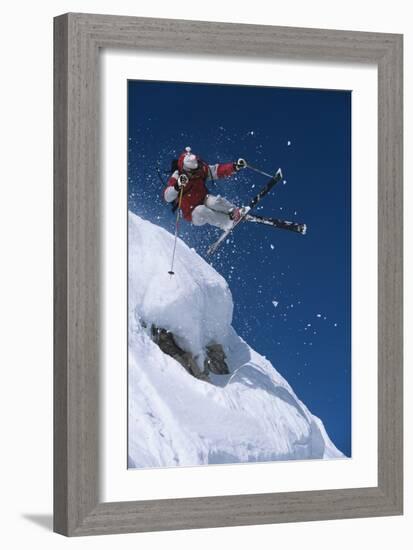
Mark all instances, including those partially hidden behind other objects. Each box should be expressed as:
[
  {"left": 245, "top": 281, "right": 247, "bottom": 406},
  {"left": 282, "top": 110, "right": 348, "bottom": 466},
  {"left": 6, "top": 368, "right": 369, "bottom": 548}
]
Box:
[{"left": 163, "top": 147, "right": 248, "bottom": 231}]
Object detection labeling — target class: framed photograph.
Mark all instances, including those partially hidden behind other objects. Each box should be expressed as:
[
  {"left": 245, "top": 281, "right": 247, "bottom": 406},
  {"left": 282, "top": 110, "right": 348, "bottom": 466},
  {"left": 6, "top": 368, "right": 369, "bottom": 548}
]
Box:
[{"left": 54, "top": 13, "right": 403, "bottom": 536}]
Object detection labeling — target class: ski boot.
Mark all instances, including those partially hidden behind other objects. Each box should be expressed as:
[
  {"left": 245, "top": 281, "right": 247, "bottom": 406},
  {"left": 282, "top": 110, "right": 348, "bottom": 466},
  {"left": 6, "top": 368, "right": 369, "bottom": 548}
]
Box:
[{"left": 229, "top": 206, "right": 250, "bottom": 222}]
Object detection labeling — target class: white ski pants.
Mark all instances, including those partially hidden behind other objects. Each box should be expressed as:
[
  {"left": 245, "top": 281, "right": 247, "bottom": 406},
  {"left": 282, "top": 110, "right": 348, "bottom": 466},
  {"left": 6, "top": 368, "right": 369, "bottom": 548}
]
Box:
[{"left": 191, "top": 195, "right": 236, "bottom": 231}]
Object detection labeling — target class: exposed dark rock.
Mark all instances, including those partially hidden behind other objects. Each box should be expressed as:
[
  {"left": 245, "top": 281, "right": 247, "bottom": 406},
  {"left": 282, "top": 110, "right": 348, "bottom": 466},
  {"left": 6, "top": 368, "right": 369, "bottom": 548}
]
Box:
[
  {"left": 204, "top": 343, "right": 230, "bottom": 375},
  {"left": 149, "top": 325, "right": 229, "bottom": 381},
  {"left": 150, "top": 326, "right": 208, "bottom": 380}
]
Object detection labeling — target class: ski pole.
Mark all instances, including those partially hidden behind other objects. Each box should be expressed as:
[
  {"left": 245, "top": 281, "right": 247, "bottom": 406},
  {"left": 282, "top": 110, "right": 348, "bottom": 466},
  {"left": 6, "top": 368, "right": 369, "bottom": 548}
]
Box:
[
  {"left": 156, "top": 167, "right": 166, "bottom": 186},
  {"left": 168, "top": 184, "right": 185, "bottom": 276},
  {"left": 246, "top": 162, "right": 282, "bottom": 180}
]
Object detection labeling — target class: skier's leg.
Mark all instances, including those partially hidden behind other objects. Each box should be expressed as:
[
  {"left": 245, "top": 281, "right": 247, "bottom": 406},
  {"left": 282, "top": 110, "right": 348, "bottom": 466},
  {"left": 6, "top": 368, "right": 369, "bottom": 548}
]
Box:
[
  {"left": 204, "top": 194, "right": 236, "bottom": 214},
  {"left": 205, "top": 194, "right": 248, "bottom": 223},
  {"left": 192, "top": 205, "right": 233, "bottom": 231}
]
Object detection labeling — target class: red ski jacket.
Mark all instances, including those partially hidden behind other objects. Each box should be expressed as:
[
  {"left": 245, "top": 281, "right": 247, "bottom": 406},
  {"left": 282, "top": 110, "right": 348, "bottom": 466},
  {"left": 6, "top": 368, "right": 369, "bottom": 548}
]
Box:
[{"left": 164, "top": 154, "right": 236, "bottom": 221}]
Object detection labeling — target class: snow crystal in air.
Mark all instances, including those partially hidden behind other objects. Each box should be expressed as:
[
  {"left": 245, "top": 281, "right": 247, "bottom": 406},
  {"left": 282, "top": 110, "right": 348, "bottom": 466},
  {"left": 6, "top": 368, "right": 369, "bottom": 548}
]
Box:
[
  {"left": 270, "top": 244, "right": 275, "bottom": 250},
  {"left": 287, "top": 140, "right": 292, "bottom": 146},
  {"left": 316, "top": 314, "right": 322, "bottom": 318},
  {"left": 272, "top": 300, "right": 279, "bottom": 308}
]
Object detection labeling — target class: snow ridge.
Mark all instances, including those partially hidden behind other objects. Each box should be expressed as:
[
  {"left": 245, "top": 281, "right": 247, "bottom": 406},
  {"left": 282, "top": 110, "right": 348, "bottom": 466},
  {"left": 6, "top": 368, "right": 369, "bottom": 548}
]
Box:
[{"left": 128, "top": 211, "right": 343, "bottom": 468}]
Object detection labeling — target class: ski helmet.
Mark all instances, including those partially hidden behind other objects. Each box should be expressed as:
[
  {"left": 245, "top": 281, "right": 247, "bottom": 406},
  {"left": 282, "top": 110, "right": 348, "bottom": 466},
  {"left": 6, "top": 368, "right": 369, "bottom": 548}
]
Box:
[{"left": 178, "top": 146, "right": 199, "bottom": 172}]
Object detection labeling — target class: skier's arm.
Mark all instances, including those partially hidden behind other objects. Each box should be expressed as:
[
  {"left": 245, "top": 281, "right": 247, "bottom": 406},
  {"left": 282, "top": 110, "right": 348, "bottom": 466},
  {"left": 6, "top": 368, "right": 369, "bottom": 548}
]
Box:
[
  {"left": 207, "top": 162, "right": 237, "bottom": 181},
  {"left": 207, "top": 159, "right": 246, "bottom": 180},
  {"left": 164, "top": 170, "right": 180, "bottom": 203}
]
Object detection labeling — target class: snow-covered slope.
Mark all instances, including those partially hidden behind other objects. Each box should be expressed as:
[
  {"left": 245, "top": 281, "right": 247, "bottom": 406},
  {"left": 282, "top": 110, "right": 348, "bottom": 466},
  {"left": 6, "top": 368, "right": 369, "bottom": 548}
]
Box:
[{"left": 128, "top": 211, "right": 343, "bottom": 468}]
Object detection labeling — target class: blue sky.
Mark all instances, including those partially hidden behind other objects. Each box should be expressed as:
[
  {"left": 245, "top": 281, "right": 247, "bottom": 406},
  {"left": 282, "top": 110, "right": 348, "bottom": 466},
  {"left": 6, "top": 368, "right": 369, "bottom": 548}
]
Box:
[{"left": 128, "top": 79, "right": 351, "bottom": 456}]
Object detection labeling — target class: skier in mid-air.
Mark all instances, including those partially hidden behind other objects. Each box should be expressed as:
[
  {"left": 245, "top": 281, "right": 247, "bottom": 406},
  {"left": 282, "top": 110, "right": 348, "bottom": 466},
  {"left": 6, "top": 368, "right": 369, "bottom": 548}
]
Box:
[
  {"left": 164, "top": 146, "right": 305, "bottom": 260},
  {"left": 164, "top": 147, "right": 248, "bottom": 231}
]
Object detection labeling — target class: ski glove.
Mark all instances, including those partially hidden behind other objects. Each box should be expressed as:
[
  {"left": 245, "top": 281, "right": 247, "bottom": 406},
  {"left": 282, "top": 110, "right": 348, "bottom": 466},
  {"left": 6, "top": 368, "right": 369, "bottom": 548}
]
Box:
[
  {"left": 234, "top": 158, "right": 247, "bottom": 171},
  {"left": 174, "top": 174, "right": 189, "bottom": 191}
]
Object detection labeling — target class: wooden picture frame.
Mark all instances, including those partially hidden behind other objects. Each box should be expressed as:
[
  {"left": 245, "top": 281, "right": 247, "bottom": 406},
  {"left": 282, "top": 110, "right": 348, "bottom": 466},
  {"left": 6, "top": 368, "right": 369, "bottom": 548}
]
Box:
[{"left": 53, "top": 13, "right": 403, "bottom": 536}]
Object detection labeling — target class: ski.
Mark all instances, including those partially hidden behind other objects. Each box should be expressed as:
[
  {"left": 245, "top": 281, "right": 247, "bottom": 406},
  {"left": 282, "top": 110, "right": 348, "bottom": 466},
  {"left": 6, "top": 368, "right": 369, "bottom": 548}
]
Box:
[
  {"left": 248, "top": 168, "right": 283, "bottom": 210},
  {"left": 244, "top": 214, "right": 307, "bottom": 235},
  {"left": 206, "top": 206, "right": 251, "bottom": 256},
  {"left": 207, "top": 168, "right": 283, "bottom": 256}
]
